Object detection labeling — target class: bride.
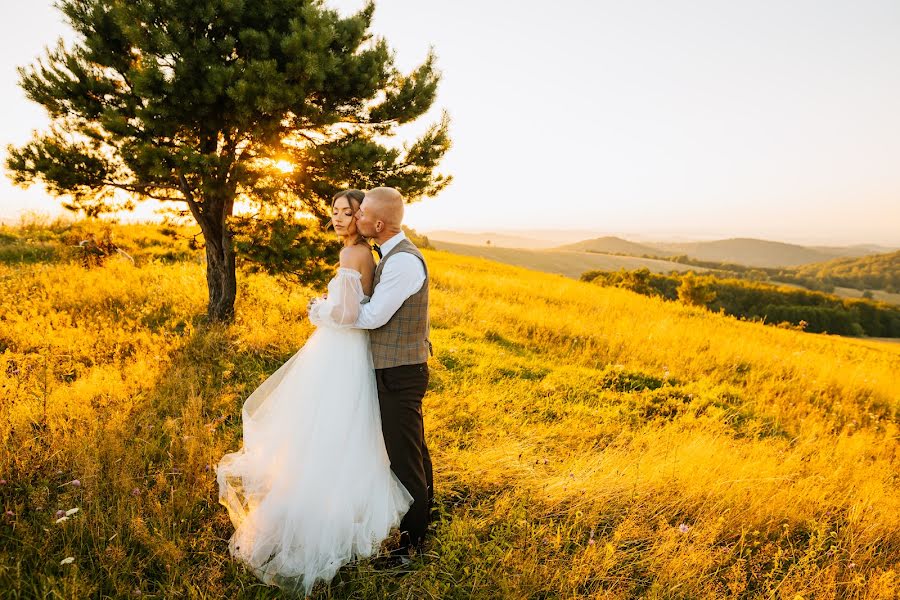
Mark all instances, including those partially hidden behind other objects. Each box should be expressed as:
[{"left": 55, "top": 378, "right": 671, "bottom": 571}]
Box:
[{"left": 215, "top": 189, "right": 413, "bottom": 595}]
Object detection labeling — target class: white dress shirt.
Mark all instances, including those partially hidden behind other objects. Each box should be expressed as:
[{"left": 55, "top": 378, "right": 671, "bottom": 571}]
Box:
[{"left": 355, "top": 231, "right": 426, "bottom": 330}]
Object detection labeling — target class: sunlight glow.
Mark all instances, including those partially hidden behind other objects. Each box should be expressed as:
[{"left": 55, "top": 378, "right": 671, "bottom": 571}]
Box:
[{"left": 274, "top": 159, "right": 294, "bottom": 174}]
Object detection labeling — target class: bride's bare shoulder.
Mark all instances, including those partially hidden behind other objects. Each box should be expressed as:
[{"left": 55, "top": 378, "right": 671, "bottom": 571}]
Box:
[{"left": 339, "top": 244, "right": 375, "bottom": 272}]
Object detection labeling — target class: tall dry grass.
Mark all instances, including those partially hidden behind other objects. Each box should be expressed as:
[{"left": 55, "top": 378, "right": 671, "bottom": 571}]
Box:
[{"left": 0, "top": 223, "right": 898, "bottom": 598}]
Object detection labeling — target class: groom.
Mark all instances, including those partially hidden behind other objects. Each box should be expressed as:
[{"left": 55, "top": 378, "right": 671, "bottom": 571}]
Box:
[{"left": 353, "top": 187, "right": 434, "bottom": 559}]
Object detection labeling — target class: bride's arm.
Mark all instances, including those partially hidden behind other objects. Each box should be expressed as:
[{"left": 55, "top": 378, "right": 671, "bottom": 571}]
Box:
[
  {"left": 329, "top": 271, "right": 361, "bottom": 326},
  {"left": 308, "top": 246, "right": 367, "bottom": 328}
]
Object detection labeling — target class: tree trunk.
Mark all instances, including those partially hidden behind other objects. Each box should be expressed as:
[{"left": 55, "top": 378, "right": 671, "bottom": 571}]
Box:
[
  {"left": 204, "top": 224, "right": 237, "bottom": 322},
  {"left": 194, "top": 203, "right": 237, "bottom": 323},
  {"left": 180, "top": 171, "right": 238, "bottom": 323}
]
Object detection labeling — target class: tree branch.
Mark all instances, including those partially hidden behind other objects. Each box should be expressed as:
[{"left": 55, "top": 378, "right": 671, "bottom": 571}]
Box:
[{"left": 100, "top": 180, "right": 187, "bottom": 202}]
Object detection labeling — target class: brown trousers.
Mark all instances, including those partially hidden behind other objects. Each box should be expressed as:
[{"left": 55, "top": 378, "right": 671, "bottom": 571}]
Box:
[{"left": 375, "top": 362, "right": 433, "bottom": 549}]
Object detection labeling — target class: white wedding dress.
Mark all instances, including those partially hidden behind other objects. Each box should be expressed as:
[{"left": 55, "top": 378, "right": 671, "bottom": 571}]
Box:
[{"left": 216, "top": 267, "right": 413, "bottom": 595}]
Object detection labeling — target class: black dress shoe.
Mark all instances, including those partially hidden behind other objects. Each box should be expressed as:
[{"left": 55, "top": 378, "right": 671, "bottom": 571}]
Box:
[{"left": 370, "top": 552, "right": 412, "bottom": 570}]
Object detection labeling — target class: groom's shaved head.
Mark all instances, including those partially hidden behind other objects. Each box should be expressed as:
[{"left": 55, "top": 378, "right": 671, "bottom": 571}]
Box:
[
  {"left": 355, "top": 186, "right": 405, "bottom": 244},
  {"left": 365, "top": 187, "right": 404, "bottom": 227}
]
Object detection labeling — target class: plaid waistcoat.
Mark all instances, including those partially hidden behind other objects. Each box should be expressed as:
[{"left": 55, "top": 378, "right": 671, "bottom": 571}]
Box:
[{"left": 370, "top": 238, "right": 432, "bottom": 369}]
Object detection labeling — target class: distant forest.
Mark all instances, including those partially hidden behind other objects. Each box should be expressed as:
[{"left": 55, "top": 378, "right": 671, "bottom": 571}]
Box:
[
  {"left": 629, "top": 250, "right": 900, "bottom": 294},
  {"left": 582, "top": 268, "right": 900, "bottom": 338}
]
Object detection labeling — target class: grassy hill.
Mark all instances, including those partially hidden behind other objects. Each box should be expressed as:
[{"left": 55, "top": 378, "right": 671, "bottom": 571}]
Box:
[
  {"left": 557, "top": 236, "right": 678, "bottom": 257},
  {"left": 1, "top": 222, "right": 899, "bottom": 597},
  {"left": 431, "top": 240, "right": 900, "bottom": 307},
  {"left": 431, "top": 241, "right": 711, "bottom": 278},
  {"left": 581, "top": 269, "right": 900, "bottom": 337},
  {"left": 809, "top": 243, "right": 899, "bottom": 257},
  {"left": 643, "top": 237, "right": 861, "bottom": 268},
  {"left": 831, "top": 286, "right": 900, "bottom": 306},
  {"left": 785, "top": 250, "right": 900, "bottom": 293}
]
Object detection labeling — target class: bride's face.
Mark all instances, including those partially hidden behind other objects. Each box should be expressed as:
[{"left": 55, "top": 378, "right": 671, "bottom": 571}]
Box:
[{"left": 331, "top": 197, "right": 359, "bottom": 238}]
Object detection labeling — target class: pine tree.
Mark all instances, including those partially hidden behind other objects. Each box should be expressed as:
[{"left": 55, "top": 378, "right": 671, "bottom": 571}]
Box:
[{"left": 6, "top": 0, "right": 451, "bottom": 322}]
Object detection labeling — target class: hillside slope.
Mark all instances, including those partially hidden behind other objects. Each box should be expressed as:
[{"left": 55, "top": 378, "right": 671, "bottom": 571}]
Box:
[
  {"left": 431, "top": 241, "right": 710, "bottom": 278},
  {"left": 787, "top": 249, "right": 900, "bottom": 293},
  {"left": 557, "top": 236, "right": 677, "bottom": 257},
  {"left": 1, "top": 229, "right": 898, "bottom": 597},
  {"left": 809, "top": 243, "right": 898, "bottom": 257},
  {"left": 645, "top": 237, "right": 848, "bottom": 267}
]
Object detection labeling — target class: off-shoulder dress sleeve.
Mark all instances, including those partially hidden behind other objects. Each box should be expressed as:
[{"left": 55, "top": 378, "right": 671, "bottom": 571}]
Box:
[{"left": 308, "top": 268, "right": 365, "bottom": 329}]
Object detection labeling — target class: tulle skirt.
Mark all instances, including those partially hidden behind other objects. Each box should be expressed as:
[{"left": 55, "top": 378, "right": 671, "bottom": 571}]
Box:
[{"left": 215, "top": 326, "right": 413, "bottom": 595}]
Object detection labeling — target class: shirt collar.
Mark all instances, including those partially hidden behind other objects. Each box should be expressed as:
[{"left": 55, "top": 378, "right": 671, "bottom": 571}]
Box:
[{"left": 378, "top": 230, "right": 406, "bottom": 256}]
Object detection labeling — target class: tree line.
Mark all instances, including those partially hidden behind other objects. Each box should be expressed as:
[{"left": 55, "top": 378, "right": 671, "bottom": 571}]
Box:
[
  {"left": 581, "top": 268, "right": 900, "bottom": 338},
  {"left": 622, "top": 251, "right": 900, "bottom": 294}
]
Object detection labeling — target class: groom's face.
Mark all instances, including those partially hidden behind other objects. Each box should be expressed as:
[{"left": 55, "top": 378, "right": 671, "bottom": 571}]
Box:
[{"left": 355, "top": 198, "right": 380, "bottom": 238}]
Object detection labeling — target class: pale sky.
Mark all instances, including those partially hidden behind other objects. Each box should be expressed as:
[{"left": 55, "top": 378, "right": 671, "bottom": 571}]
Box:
[{"left": 2, "top": 1, "right": 899, "bottom": 245}]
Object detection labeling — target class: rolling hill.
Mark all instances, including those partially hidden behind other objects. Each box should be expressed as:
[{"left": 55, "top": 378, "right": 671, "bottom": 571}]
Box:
[
  {"left": 431, "top": 240, "right": 711, "bottom": 278},
  {"left": 809, "top": 243, "right": 899, "bottom": 257},
  {"left": 428, "top": 240, "right": 900, "bottom": 307},
  {"left": 641, "top": 237, "right": 863, "bottom": 268},
  {"left": 786, "top": 250, "right": 900, "bottom": 293},
  {"left": 556, "top": 236, "right": 678, "bottom": 257},
  {"left": 427, "top": 231, "right": 893, "bottom": 269}
]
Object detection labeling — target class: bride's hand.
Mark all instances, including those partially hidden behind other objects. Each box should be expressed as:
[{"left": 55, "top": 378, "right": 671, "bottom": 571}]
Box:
[{"left": 307, "top": 296, "right": 325, "bottom": 314}]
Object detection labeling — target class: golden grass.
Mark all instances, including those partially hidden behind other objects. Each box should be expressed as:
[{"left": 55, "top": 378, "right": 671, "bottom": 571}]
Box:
[{"left": 0, "top": 227, "right": 898, "bottom": 598}]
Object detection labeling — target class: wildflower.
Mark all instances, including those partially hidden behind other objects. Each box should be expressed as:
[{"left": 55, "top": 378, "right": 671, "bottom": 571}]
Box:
[
  {"left": 678, "top": 523, "right": 690, "bottom": 533},
  {"left": 65, "top": 507, "right": 79, "bottom": 516},
  {"left": 55, "top": 516, "right": 68, "bottom": 524},
  {"left": 0, "top": 479, "right": 6, "bottom": 485},
  {"left": 131, "top": 487, "right": 141, "bottom": 496},
  {"left": 55, "top": 510, "right": 66, "bottom": 519},
  {"left": 60, "top": 556, "right": 74, "bottom": 565},
  {"left": 848, "top": 562, "right": 856, "bottom": 568},
  {"left": 4, "top": 510, "right": 14, "bottom": 517},
  {"left": 70, "top": 480, "right": 81, "bottom": 487}
]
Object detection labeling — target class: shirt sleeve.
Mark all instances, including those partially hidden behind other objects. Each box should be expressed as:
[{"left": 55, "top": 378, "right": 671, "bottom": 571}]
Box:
[{"left": 355, "top": 253, "right": 426, "bottom": 330}]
